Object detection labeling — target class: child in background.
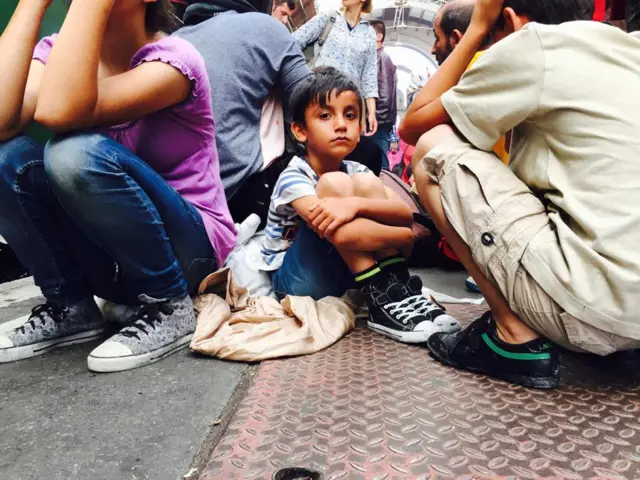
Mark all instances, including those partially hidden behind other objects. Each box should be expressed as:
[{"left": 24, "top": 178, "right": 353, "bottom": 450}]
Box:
[{"left": 260, "top": 67, "right": 459, "bottom": 343}]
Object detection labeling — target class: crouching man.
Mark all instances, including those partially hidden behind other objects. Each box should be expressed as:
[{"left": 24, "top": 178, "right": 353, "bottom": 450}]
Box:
[{"left": 400, "top": 0, "right": 640, "bottom": 389}]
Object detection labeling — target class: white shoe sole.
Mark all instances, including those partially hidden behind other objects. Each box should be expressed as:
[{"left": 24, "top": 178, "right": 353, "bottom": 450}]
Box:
[
  {"left": 87, "top": 333, "right": 193, "bottom": 373},
  {"left": 367, "top": 318, "right": 461, "bottom": 344},
  {"left": 0, "top": 328, "right": 105, "bottom": 364}
]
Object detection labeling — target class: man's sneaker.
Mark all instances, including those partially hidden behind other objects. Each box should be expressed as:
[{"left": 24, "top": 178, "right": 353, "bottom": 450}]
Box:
[
  {"left": 366, "top": 276, "right": 460, "bottom": 344},
  {"left": 0, "top": 299, "right": 105, "bottom": 363},
  {"left": 87, "top": 294, "right": 196, "bottom": 373},
  {"left": 426, "top": 311, "right": 560, "bottom": 390},
  {"left": 465, "top": 276, "right": 481, "bottom": 293}
]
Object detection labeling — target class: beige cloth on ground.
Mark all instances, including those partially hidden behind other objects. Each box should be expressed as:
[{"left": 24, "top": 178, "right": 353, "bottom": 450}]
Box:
[{"left": 190, "top": 268, "right": 356, "bottom": 361}]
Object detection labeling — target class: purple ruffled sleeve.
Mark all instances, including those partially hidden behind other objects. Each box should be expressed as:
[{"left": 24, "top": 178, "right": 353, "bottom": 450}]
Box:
[
  {"left": 129, "top": 36, "right": 209, "bottom": 102},
  {"left": 32, "top": 34, "right": 57, "bottom": 64}
]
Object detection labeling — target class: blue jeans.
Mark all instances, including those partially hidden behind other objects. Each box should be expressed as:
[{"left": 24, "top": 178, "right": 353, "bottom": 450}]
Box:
[
  {"left": 0, "top": 134, "right": 215, "bottom": 304},
  {"left": 370, "top": 122, "right": 394, "bottom": 171},
  {"left": 271, "top": 224, "right": 355, "bottom": 300}
]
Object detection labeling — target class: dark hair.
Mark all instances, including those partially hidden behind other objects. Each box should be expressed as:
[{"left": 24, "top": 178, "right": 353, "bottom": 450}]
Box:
[
  {"left": 369, "top": 19, "right": 386, "bottom": 41},
  {"left": 440, "top": 2, "right": 475, "bottom": 36},
  {"left": 496, "top": 0, "right": 592, "bottom": 28},
  {"left": 628, "top": 0, "right": 639, "bottom": 31},
  {"left": 276, "top": 0, "right": 297, "bottom": 10},
  {"left": 290, "top": 66, "right": 363, "bottom": 125},
  {"left": 146, "top": 0, "right": 180, "bottom": 33}
]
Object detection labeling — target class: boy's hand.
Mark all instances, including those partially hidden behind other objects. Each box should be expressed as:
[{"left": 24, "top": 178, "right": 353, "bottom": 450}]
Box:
[{"left": 308, "top": 197, "right": 359, "bottom": 238}]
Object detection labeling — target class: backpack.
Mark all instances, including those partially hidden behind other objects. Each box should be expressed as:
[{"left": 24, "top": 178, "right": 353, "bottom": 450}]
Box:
[
  {"left": 379, "top": 170, "right": 462, "bottom": 269},
  {"left": 303, "top": 12, "right": 338, "bottom": 67}
]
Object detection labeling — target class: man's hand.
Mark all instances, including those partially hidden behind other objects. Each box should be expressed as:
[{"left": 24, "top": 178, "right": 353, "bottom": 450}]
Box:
[
  {"left": 308, "top": 197, "right": 359, "bottom": 238},
  {"left": 470, "top": 0, "right": 505, "bottom": 33}
]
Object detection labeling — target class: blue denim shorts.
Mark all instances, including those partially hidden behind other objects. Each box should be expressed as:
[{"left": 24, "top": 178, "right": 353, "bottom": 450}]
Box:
[{"left": 271, "top": 224, "right": 355, "bottom": 301}]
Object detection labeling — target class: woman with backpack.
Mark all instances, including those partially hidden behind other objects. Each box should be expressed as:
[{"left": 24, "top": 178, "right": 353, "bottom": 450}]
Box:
[
  {"left": 293, "top": 0, "right": 379, "bottom": 137},
  {"left": 0, "top": 0, "right": 235, "bottom": 372}
]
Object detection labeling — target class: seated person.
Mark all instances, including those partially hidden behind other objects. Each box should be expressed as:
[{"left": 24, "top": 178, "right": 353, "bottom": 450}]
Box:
[
  {"left": 260, "top": 67, "right": 459, "bottom": 344},
  {"left": 400, "top": 0, "right": 640, "bottom": 389},
  {"left": 176, "top": 0, "right": 312, "bottom": 225},
  {"left": 0, "top": 0, "right": 235, "bottom": 371}
]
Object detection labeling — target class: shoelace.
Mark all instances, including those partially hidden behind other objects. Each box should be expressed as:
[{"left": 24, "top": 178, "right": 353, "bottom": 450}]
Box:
[
  {"left": 384, "top": 297, "right": 424, "bottom": 325},
  {"left": 18, "top": 302, "right": 69, "bottom": 334},
  {"left": 120, "top": 302, "right": 175, "bottom": 339},
  {"left": 406, "top": 295, "right": 442, "bottom": 317}
]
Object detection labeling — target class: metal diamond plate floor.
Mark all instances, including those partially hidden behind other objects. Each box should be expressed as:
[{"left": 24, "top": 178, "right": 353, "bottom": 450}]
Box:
[{"left": 200, "top": 304, "right": 640, "bottom": 480}]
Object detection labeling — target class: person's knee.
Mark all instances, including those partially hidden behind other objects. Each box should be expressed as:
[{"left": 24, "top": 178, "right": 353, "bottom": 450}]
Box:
[
  {"left": 0, "top": 136, "right": 42, "bottom": 188},
  {"left": 44, "top": 133, "right": 107, "bottom": 195},
  {"left": 351, "top": 172, "right": 385, "bottom": 198},
  {"left": 316, "top": 171, "right": 354, "bottom": 198},
  {"left": 412, "top": 124, "right": 457, "bottom": 171}
]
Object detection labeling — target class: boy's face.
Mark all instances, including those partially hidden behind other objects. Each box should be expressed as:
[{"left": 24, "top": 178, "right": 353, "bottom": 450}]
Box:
[{"left": 293, "top": 90, "right": 362, "bottom": 162}]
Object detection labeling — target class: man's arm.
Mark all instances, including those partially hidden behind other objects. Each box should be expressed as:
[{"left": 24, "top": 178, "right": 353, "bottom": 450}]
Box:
[{"left": 399, "top": 0, "right": 504, "bottom": 145}]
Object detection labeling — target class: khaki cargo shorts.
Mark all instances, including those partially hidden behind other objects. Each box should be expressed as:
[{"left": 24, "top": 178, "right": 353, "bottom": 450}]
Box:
[{"left": 422, "top": 134, "right": 639, "bottom": 356}]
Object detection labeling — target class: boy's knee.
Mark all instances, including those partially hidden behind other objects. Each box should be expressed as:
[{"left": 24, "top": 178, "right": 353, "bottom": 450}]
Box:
[
  {"left": 316, "top": 171, "right": 354, "bottom": 198},
  {"left": 352, "top": 173, "right": 385, "bottom": 198}
]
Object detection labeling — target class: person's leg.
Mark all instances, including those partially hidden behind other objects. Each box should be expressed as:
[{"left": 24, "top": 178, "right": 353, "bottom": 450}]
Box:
[
  {"left": 412, "top": 125, "right": 559, "bottom": 389},
  {"left": 369, "top": 123, "right": 393, "bottom": 171},
  {"left": 0, "top": 136, "right": 105, "bottom": 363},
  {"left": 315, "top": 172, "right": 458, "bottom": 343},
  {"left": 271, "top": 223, "right": 356, "bottom": 300},
  {"left": 412, "top": 127, "right": 540, "bottom": 344},
  {"left": 43, "top": 133, "right": 215, "bottom": 372}
]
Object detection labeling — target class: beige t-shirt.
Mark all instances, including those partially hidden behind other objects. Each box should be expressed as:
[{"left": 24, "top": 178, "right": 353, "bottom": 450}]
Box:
[{"left": 442, "top": 21, "right": 640, "bottom": 339}]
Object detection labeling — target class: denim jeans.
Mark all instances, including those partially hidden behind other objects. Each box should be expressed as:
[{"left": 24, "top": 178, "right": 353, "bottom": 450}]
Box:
[
  {"left": 370, "top": 122, "right": 394, "bottom": 171},
  {"left": 0, "top": 134, "right": 215, "bottom": 304},
  {"left": 271, "top": 224, "right": 355, "bottom": 301}
]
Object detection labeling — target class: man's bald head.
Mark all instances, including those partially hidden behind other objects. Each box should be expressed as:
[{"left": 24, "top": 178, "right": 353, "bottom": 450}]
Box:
[{"left": 432, "top": 0, "right": 477, "bottom": 65}]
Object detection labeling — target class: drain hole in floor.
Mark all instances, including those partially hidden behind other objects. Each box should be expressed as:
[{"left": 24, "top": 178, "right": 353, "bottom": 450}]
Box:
[{"left": 273, "top": 467, "right": 321, "bottom": 480}]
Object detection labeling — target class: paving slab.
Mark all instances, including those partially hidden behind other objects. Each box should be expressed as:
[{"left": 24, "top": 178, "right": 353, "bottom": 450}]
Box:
[{"left": 0, "top": 278, "right": 250, "bottom": 480}]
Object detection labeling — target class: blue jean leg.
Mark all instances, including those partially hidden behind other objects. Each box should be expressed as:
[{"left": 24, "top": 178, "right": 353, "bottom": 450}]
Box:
[
  {"left": 0, "top": 136, "right": 96, "bottom": 302},
  {"left": 44, "top": 133, "right": 215, "bottom": 301},
  {"left": 370, "top": 122, "right": 394, "bottom": 171},
  {"left": 271, "top": 224, "right": 355, "bottom": 300}
]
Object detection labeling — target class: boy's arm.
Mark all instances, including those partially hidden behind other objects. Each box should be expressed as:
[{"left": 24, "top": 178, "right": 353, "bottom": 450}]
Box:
[
  {"left": 307, "top": 189, "right": 412, "bottom": 238},
  {"left": 351, "top": 189, "right": 413, "bottom": 226}
]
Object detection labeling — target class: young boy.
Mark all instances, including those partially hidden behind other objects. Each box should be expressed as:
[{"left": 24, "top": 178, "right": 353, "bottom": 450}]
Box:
[{"left": 260, "top": 67, "right": 459, "bottom": 343}]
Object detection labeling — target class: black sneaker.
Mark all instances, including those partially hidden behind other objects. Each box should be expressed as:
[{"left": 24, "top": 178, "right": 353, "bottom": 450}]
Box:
[
  {"left": 426, "top": 312, "right": 560, "bottom": 390},
  {"left": 366, "top": 277, "right": 460, "bottom": 344}
]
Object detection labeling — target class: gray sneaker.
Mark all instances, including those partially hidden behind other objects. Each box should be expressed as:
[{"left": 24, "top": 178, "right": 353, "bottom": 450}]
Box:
[
  {"left": 87, "top": 294, "right": 196, "bottom": 373},
  {"left": 0, "top": 299, "right": 105, "bottom": 363}
]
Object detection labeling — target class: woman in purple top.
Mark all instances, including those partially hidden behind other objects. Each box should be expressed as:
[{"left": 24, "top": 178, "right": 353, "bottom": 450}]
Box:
[{"left": 0, "top": 0, "right": 237, "bottom": 372}]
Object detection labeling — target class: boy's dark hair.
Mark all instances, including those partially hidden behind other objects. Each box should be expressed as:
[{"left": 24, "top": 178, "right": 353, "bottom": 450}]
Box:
[
  {"left": 370, "top": 20, "right": 386, "bottom": 41},
  {"left": 276, "top": 0, "right": 297, "bottom": 10},
  {"left": 440, "top": 2, "right": 475, "bottom": 36},
  {"left": 496, "top": 0, "right": 593, "bottom": 28},
  {"left": 290, "top": 66, "right": 364, "bottom": 126}
]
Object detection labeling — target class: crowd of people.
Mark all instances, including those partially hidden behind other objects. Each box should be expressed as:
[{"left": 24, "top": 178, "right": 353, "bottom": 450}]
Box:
[{"left": 0, "top": 0, "right": 638, "bottom": 391}]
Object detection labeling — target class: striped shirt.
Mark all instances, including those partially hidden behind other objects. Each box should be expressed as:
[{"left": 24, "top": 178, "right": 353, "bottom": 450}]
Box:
[{"left": 260, "top": 156, "right": 370, "bottom": 271}]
